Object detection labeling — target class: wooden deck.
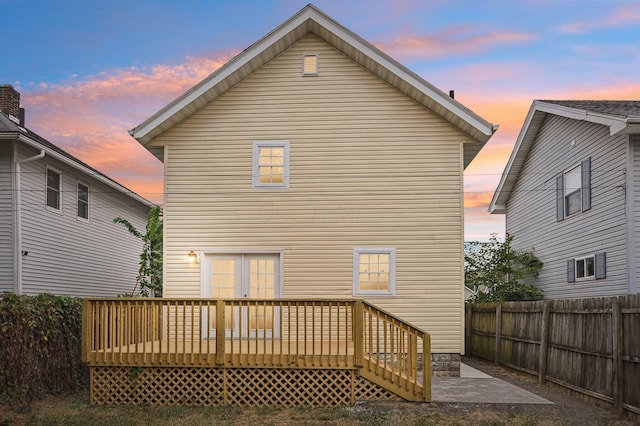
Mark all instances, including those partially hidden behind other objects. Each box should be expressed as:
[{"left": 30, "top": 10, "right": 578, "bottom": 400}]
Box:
[
  {"left": 90, "top": 338, "right": 355, "bottom": 368},
  {"left": 82, "top": 298, "right": 430, "bottom": 404}
]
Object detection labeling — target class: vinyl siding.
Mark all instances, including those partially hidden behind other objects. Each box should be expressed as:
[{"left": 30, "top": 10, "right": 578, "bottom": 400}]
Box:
[
  {"left": 632, "top": 136, "right": 640, "bottom": 293},
  {"left": 16, "top": 144, "right": 149, "bottom": 297},
  {"left": 0, "top": 142, "right": 13, "bottom": 291},
  {"left": 505, "top": 115, "right": 628, "bottom": 298},
  {"left": 152, "top": 34, "right": 471, "bottom": 353}
]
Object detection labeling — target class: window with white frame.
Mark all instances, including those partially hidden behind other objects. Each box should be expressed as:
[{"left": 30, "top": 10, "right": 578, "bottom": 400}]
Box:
[
  {"left": 575, "top": 255, "right": 594, "bottom": 280},
  {"left": 568, "top": 252, "right": 606, "bottom": 282},
  {"left": 353, "top": 248, "right": 396, "bottom": 296},
  {"left": 253, "top": 141, "right": 290, "bottom": 188},
  {"left": 564, "top": 164, "right": 582, "bottom": 217},
  {"left": 46, "top": 168, "right": 61, "bottom": 210},
  {"left": 77, "top": 182, "right": 89, "bottom": 220},
  {"left": 556, "top": 157, "right": 591, "bottom": 221}
]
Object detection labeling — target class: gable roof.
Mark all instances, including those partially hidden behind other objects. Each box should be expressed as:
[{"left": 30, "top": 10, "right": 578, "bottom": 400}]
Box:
[
  {"left": 130, "top": 4, "right": 496, "bottom": 167},
  {"left": 0, "top": 112, "right": 154, "bottom": 208},
  {"left": 489, "top": 100, "right": 640, "bottom": 214}
]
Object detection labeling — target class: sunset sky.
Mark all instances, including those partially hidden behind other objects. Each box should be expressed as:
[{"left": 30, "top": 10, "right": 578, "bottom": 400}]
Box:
[{"left": 2, "top": 0, "right": 639, "bottom": 241}]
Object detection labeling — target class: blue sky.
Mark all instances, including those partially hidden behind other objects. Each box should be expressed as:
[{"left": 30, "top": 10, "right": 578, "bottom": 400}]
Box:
[{"left": 2, "top": 0, "right": 639, "bottom": 240}]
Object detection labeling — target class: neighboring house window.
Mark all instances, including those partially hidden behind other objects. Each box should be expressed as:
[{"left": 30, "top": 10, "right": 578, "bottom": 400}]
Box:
[
  {"left": 567, "top": 252, "right": 606, "bottom": 282},
  {"left": 46, "top": 168, "right": 61, "bottom": 210},
  {"left": 556, "top": 157, "right": 591, "bottom": 221},
  {"left": 253, "top": 141, "right": 290, "bottom": 188},
  {"left": 302, "top": 54, "right": 318, "bottom": 75},
  {"left": 77, "top": 182, "right": 89, "bottom": 220},
  {"left": 353, "top": 248, "right": 396, "bottom": 296}
]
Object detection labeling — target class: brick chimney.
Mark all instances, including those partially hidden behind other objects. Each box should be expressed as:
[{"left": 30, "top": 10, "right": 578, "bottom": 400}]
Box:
[{"left": 0, "top": 84, "right": 25, "bottom": 126}]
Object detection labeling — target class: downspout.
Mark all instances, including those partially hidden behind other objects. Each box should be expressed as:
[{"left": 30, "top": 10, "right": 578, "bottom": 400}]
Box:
[{"left": 14, "top": 148, "right": 45, "bottom": 294}]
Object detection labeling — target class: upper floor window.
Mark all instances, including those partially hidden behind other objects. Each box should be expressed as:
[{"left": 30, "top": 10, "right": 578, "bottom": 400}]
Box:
[
  {"left": 253, "top": 141, "right": 290, "bottom": 188},
  {"left": 46, "top": 168, "right": 61, "bottom": 210},
  {"left": 556, "top": 157, "right": 591, "bottom": 221},
  {"left": 353, "top": 248, "right": 396, "bottom": 296},
  {"left": 77, "top": 182, "right": 89, "bottom": 220},
  {"left": 564, "top": 164, "right": 582, "bottom": 216}
]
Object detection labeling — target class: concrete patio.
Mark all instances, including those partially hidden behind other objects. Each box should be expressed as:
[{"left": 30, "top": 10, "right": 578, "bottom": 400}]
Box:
[{"left": 432, "top": 363, "right": 553, "bottom": 404}]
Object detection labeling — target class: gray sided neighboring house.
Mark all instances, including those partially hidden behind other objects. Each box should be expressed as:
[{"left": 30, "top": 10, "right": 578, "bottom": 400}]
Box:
[
  {"left": 490, "top": 100, "right": 640, "bottom": 299},
  {"left": 0, "top": 85, "right": 154, "bottom": 297}
]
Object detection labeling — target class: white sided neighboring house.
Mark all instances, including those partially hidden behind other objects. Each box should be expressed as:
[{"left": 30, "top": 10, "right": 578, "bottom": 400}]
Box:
[
  {"left": 129, "top": 4, "right": 496, "bottom": 374},
  {"left": 490, "top": 100, "right": 640, "bottom": 299},
  {"left": 0, "top": 84, "right": 154, "bottom": 297}
]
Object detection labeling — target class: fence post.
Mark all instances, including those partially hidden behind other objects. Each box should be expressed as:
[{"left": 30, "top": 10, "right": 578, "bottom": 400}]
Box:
[
  {"left": 494, "top": 304, "right": 502, "bottom": 365},
  {"left": 539, "top": 301, "right": 550, "bottom": 384},
  {"left": 465, "top": 303, "right": 473, "bottom": 356},
  {"left": 216, "top": 300, "right": 226, "bottom": 366},
  {"left": 612, "top": 301, "right": 623, "bottom": 416}
]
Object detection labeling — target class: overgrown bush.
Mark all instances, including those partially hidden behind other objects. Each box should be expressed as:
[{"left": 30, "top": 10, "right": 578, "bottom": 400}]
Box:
[
  {"left": 0, "top": 293, "right": 88, "bottom": 406},
  {"left": 466, "top": 234, "right": 543, "bottom": 302}
]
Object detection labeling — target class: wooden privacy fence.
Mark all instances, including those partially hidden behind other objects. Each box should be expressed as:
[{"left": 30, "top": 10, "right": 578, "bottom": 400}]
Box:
[
  {"left": 82, "top": 298, "right": 430, "bottom": 404},
  {"left": 466, "top": 294, "right": 640, "bottom": 419}
]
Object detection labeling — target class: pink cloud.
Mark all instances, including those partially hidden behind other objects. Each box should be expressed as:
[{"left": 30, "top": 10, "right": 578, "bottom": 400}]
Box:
[
  {"left": 462, "top": 81, "right": 640, "bottom": 240},
  {"left": 376, "top": 26, "right": 534, "bottom": 60},
  {"left": 562, "top": 4, "right": 640, "bottom": 34},
  {"left": 17, "top": 52, "right": 235, "bottom": 203}
]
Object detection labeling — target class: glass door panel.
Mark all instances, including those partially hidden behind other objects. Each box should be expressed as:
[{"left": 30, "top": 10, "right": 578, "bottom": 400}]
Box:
[
  {"left": 246, "top": 256, "right": 278, "bottom": 337},
  {"left": 204, "top": 253, "right": 280, "bottom": 339}
]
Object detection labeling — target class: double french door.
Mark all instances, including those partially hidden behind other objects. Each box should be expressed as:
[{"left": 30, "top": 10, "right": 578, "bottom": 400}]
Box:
[{"left": 203, "top": 253, "right": 281, "bottom": 339}]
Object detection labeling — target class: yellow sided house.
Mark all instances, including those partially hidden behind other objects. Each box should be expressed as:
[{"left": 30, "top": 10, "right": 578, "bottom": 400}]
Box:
[{"left": 82, "top": 4, "right": 496, "bottom": 406}]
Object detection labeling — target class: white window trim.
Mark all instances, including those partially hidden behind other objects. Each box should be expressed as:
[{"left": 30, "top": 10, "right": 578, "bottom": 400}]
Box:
[
  {"left": 563, "top": 163, "right": 582, "bottom": 218},
  {"left": 252, "top": 141, "right": 290, "bottom": 189},
  {"left": 353, "top": 248, "right": 396, "bottom": 296},
  {"left": 200, "top": 250, "right": 284, "bottom": 298},
  {"left": 45, "top": 166, "right": 63, "bottom": 214},
  {"left": 575, "top": 254, "right": 595, "bottom": 281},
  {"left": 76, "top": 181, "right": 90, "bottom": 221},
  {"left": 302, "top": 53, "right": 319, "bottom": 76}
]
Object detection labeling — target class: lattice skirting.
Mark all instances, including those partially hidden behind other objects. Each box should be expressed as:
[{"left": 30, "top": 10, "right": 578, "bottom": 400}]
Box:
[{"left": 90, "top": 367, "right": 402, "bottom": 406}]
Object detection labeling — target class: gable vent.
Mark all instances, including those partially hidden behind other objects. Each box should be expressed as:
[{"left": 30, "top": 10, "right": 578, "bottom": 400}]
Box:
[{"left": 302, "top": 54, "right": 318, "bottom": 76}]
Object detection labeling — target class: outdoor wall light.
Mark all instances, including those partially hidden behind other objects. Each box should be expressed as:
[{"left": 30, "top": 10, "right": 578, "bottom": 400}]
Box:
[{"left": 187, "top": 250, "right": 199, "bottom": 263}]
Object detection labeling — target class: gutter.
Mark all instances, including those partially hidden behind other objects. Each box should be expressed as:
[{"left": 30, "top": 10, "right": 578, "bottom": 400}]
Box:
[
  {"left": 16, "top": 133, "right": 154, "bottom": 207},
  {"left": 14, "top": 147, "right": 45, "bottom": 294}
]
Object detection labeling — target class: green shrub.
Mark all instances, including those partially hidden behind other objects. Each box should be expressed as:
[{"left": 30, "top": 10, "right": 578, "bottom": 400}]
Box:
[{"left": 0, "top": 293, "right": 88, "bottom": 406}]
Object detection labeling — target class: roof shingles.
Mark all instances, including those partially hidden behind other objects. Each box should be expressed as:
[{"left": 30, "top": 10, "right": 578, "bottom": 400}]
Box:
[
  {"left": 0, "top": 112, "right": 152, "bottom": 206},
  {"left": 540, "top": 100, "right": 640, "bottom": 118}
]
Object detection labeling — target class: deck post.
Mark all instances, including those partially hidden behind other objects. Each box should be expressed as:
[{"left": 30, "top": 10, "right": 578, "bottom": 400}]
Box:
[
  {"left": 81, "top": 299, "right": 91, "bottom": 363},
  {"left": 353, "top": 300, "right": 364, "bottom": 367},
  {"left": 423, "top": 332, "right": 431, "bottom": 402},
  {"left": 216, "top": 300, "right": 225, "bottom": 365}
]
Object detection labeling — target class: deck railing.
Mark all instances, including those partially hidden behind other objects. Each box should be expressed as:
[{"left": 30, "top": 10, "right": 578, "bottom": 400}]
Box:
[{"left": 82, "top": 298, "right": 430, "bottom": 401}]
